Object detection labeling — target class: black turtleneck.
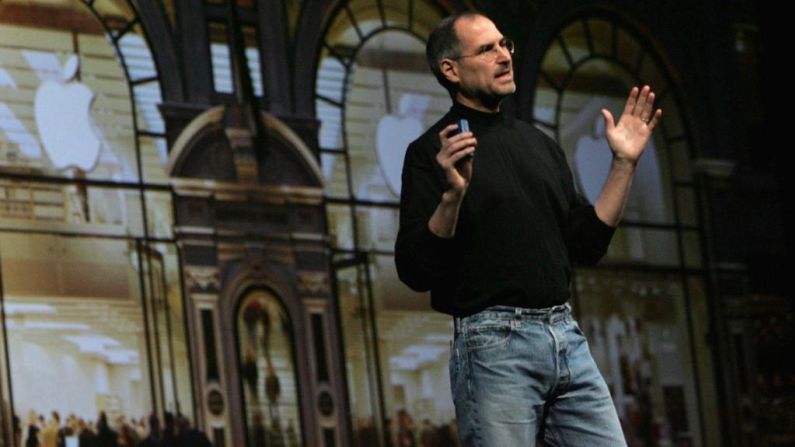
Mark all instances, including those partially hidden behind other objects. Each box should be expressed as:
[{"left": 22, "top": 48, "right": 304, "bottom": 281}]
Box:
[{"left": 395, "top": 101, "right": 615, "bottom": 317}]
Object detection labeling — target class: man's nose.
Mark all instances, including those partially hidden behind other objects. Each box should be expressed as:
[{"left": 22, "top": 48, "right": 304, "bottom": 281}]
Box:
[{"left": 495, "top": 46, "right": 512, "bottom": 63}]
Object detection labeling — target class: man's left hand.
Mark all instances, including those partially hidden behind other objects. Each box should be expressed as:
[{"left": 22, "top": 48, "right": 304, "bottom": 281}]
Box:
[{"left": 600, "top": 85, "right": 662, "bottom": 164}]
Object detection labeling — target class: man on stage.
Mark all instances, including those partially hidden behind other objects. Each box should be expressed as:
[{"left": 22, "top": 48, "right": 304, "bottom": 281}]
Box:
[{"left": 395, "top": 11, "right": 661, "bottom": 446}]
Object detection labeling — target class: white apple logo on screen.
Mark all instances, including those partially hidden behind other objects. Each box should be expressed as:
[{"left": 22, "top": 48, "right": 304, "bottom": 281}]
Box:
[
  {"left": 376, "top": 93, "right": 431, "bottom": 196},
  {"left": 34, "top": 54, "right": 101, "bottom": 172}
]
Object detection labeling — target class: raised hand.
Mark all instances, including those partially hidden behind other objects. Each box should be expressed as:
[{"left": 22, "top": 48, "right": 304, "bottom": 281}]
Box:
[{"left": 600, "top": 85, "right": 662, "bottom": 164}]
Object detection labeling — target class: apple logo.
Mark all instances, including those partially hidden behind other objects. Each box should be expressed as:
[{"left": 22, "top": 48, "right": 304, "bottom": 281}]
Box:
[
  {"left": 34, "top": 54, "right": 102, "bottom": 172},
  {"left": 375, "top": 93, "right": 431, "bottom": 196},
  {"left": 573, "top": 113, "right": 614, "bottom": 205}
]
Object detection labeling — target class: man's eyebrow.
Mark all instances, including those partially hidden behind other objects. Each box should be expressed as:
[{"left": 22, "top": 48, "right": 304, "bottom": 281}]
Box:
[{"left": 478, "top": 43, "right": 495, "bottom": 52}]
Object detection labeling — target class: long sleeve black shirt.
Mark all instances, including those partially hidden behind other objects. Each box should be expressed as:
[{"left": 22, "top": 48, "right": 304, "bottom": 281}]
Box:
[{"left": 395, "top": 101, "right": 615, "bottom": 317}]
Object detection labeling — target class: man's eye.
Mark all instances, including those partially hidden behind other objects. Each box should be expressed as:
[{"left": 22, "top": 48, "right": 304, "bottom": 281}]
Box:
[{"left": 478, "top": 45, "right": 492, "bottom": 55}]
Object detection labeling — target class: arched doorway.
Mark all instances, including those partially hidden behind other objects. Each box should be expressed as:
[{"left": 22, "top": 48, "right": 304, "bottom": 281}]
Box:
[{"left": 235, "top": 288, "right": 303, "bottom": 447}]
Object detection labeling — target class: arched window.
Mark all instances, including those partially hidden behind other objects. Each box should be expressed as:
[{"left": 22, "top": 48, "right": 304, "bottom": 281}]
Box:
[
  {"left": 315, "top": 1, "right": 458, "bottom": 445},
  {"left": 0, "top": 0, "right": 192, "bottom": 441},
  {"left": 236, "top": 289, "right": 302, "bottom": 447},
  {"left": 529, "top": 15, "right": 717, "bottom": 446}
]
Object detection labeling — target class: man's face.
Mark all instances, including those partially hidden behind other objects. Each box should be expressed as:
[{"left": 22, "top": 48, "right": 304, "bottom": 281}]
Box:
[{"left": 449, "top": 15, "right": 515, "bottom": 110}]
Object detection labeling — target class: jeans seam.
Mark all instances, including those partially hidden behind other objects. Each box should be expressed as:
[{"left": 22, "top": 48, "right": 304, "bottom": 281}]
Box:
[{"left": 546, "top": 322, "right": 561, "bottom": 394}]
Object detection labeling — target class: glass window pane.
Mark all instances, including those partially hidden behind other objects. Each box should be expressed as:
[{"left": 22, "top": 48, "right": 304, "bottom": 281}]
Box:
[
  {"left": 243, "top": 26, "right": 264, "bottom": 97},
  {"left": 325, "top": 10, "right": 356, "bottom": 50},
  {"left": 660, "top": 94, "right": 687, "bottom": 142},
  {"left": 345, "top": 0, "right": 382, "bottom": 37},
  {"left": 317, "top": 55, "right": 347, "bottom": 106},
  {"left": 532, "top": 79, "right": 557, "bottom": 135},
  {"left": 639, "top": 56, "right": 668, "bottom": 98},
  {"left": 587, "top": 18, "right": 613, "bottom": 56},
  {"left": 605, "top": 227, "right": 681, "bottom": 266},
  {"left": 2, "top": 233, "right": 152, "bottom": 423},
  {"left": 145, "top": 190, "right": 174, "bottom": 239},
  {"left": 140, "top": 136, "right": 170, "bottom": 185},
  {"left": 354, "top": 205, "right": 398, "bottom": 252},
  {"left": 209, "top": 22, "right": 233, "bottom": 94},
  {"left": 682, "top": 230, "right": 702, "bottom": 269},
  {"left": 382, "top": 1, "right": 408, "bottom": 28},
  {"left": 676, "top": 186, "right": 698, "bottom": 227},
  {"left": 336, "top": 263, "right": 381, "bottom": 447},
  {"left": 406, "top": 3, "right": 440, "bottom": 34},
  {"left": 146, "top": 242, "right": 193, "bottom": 418},
  {"left": 118, "top": 31, "right": 158, "bottom": 84},
  {"left": 327, "top": 203, "right": 354, "bottom": 250},
  {"left": 539, "top": 38, "right": 572, "bottom": 88},
  {"left": 133, "top": 80, "right": 165, "bottom": 135},
  {"left": 93, "top": 0, "right": 137, "bottom": 21},
  {"left": 0, "top": 21, "right": 140, "bottom": 182},
  {"left": 560, "top": 21, "right": 590, "bottom": 66},
  {"left": 317, "top": 98, "right": 344, "bottom": 149},
  {"left": 574, "top": 268, "right": 703, "bottom": 445},
  {"left": 616, "top": 28, "right": 642, "bottom": 71},
  {"left": 345, "top": 31, "right": 447, "bottom": 202},
  {"left": 669, "top": 140, "right": 693, "bottom": 182},
  {"left": 140, "top": 242, "right": 193, "bottom": 418},
  {"left": 0, "top": 181, "right": 145, "bottom": 238},
  {"left": 370, "top": 254, "right": 457, "bottom": 442},
  {"left": 685, "top": 275, "right": 722, "bottom": 446},
  {"left": 321, "top": 152, "right": 350, "bottom": 199}
]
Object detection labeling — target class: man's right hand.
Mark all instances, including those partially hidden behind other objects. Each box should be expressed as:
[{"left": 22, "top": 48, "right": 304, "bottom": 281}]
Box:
[{"left": 437, "top": 123, "right": 477, "bottom": 200}]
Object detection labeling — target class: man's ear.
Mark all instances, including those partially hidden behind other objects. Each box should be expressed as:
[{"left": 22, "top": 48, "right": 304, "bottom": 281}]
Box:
[{"left": 440, "top": 59, "right": 460, "bottom": 85}]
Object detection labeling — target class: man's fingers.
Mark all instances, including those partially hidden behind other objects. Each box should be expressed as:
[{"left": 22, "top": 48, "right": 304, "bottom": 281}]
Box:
[
  {"left": 439, "top": 124, "right": 459, "bottom": 139},
  {"left": 448, "top": 147, "right": 476, "bottom": 165},
  {"left": 436, "top": 144, "right": 476, "bottom": 169},
  {"left": 622, "top": 86, "right": 639, "bottom": 117},
  {"left": 646, "top": 109, "right": 662, "bottom": 131},
  {"left": 442, "top": 137, "right": 477, "bottom": 156},
  {"left": 643, "top": 92, "right": 655, "bottom": 118},
  {"left": 444, "top": 132, "right": 474, "bottom": 146},
  {"left": 635, "top": 85, "right": 650, "bottom": 113}
]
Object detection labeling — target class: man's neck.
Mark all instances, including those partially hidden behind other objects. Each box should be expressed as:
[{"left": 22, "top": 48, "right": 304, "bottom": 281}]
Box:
[{"left": 455, "top": 92, "right": 502, "bottom": 113}]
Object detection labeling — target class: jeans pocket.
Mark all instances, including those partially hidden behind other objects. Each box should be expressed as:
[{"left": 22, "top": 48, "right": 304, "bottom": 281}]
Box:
[
  {"left": 464, "top": 324, "right": 513, "bottom": 352},
  {"left": 571, "top": 320, "right": 586, "bottom": 337}
]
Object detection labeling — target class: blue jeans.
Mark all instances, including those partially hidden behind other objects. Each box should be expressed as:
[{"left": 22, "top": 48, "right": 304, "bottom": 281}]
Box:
[{"left": 449, "top": 303, "right": 626, "bottom": 446}]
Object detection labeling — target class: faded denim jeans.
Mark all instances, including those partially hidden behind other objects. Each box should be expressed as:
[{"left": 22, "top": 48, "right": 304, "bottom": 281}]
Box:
[{"left": 450, "top": 303, "right": 626, "bottom": 446}]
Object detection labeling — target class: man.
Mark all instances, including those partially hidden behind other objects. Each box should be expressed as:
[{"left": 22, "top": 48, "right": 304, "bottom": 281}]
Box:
[{"left": 395, "top": 12, "right": 661, "bottom": 446}]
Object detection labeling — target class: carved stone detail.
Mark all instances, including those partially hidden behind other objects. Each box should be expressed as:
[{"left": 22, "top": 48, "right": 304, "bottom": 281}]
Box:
[
  {"left": 297, "top": 271, "right": 329, "bottom": 295},
  {"left": 185, "top": 266, "right": 221, "bottom": 292}
]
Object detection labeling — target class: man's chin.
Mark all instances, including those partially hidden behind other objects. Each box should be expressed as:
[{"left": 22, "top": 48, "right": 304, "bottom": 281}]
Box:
[
  {"left": 489, "top": 87, "right": 515, "bottom": 100},
  {"left": 499, "top": 82, "right": 517, "bottom": 95}
]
